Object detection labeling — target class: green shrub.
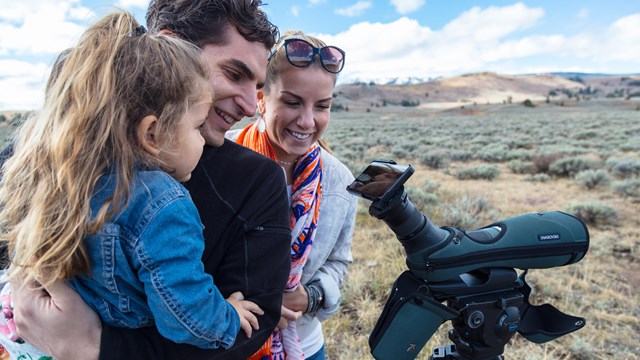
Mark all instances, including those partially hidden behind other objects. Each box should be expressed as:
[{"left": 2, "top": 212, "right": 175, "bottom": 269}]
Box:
[
  {"left": 605, "top": 157, "right": 640, "bottom": 178},
  {"left": 570, "top": 338, "right": 595, "bottom": 359},
  {"left": 338, "top": 148, "right": 360, "bottom": 161},
  {"left": 420, "top": 178, "right": 441, "bottom": 194},
  {"left": 507, "top": 160, "right": 535, "bottom": 174},
  {"left": 440, "top": 195, "right": 492, "bottom": 229},
  {"left": 573, "top": 130, "right": 599, "bottom": 140},
  {"left": 505, "top": 149, "right": 533, "bottom": 161},
  {"left": 391, "top": 146, "right": 409, "bottom": 159},
  {"left": 620, "top": 142, "right": 640, "bottom": 152},
  {"left": 548, "top": 157, "right": 597, "bottom": 177},
  {"left": 611, "top": 179, "right": 640, "bottom": 198},
  {"left": 400, "top": 99, "right": 420, "bottom": 107},
  {"left": 574, "top": 169, "right": 611, "bottom": 190},
  {"left": 406, "top": 186, "right": 439, "bottom": 212},
  {"left": 567, "top": 202, "right": 618, "bottom": 226},
  {"left": 456, "top": 165, "right": 500, "bottom": 180},
  {"left": 523, "top": 173, "right": 551, "bottom": 182},
  {"left": 342, "top": 160, "right": 367, "bottom": 179},
  {"left": 331, "top": 102, "right": 345, "bottom": 111},
  {"left": 523, "top": 99, "right": 534, "bottom": 107},
  {"left": 507, "top": 137, "right": 534, "bottom": 150},
  {"left": 476, "top": 144, "right": 508, "bottom": 162},
  {"left": 532, "top": 153, "right": 564, "bottom": 173},
  {"left": 419, "top": 152, "right": 446, "bottom": 169},
  {"left": 538, "top": 145, "right": 588, "bottom": 156},
  {"left": 449, "top": 150, "right": 474, "bottom": 162}
]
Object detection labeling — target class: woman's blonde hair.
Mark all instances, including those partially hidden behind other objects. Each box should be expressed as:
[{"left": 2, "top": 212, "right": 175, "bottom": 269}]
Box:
[
  {"left": 0, "top": 11, "right": 210, "bottom": 287},
  {"left": 264, "top": 30, "right": 337, "bottom": 152}
]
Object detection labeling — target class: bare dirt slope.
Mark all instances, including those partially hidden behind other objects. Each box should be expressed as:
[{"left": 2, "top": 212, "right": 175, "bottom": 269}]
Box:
[{"left": 335, "top": 72, "right": 640, "bottom": 111}]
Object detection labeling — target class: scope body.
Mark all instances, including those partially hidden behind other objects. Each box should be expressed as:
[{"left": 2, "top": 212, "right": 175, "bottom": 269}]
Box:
[{"left": 370, "top": 188, "right": 589, "bottom": 282}]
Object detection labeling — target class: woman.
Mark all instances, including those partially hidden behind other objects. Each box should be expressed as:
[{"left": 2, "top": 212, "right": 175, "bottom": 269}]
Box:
[{"left": 231, "top": 31, "right": 356, "bottom": 359}]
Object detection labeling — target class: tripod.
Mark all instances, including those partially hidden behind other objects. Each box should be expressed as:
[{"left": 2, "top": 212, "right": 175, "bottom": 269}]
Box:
[{"left": 427, "top": 268, "right": 523, "bottom": 360}]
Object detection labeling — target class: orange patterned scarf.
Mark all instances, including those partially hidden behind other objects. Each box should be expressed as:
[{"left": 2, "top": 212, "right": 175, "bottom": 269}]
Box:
[{"left": 238, "top": 119, "right": 323, "bottom": 360}]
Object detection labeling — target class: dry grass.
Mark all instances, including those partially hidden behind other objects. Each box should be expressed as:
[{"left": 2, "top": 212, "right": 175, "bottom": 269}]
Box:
[
  {"left": 323, "top": 105, "right": 639, "bottom": 359},
  {"left": 3, "top": 102, "right": 638, "bottom": 359},
  {"left": 325, "top": 167, "right": 640, "bottom": 358}
]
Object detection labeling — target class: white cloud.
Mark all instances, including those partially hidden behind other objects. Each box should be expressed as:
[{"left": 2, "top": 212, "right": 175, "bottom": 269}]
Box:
[
  {"left": 323, "top": 5, "right": 640, "bottom": 84},
  {"left": 116, "top": 0, "right": 150, "bottom": 8},
  {"left": 0, "top": 1, "right": 43, "bottom": 21},
  {"left": 0, "top": 1, "right": 143, "bottom": 110},
  {"left": 442, "top": 3, "right": 543, "bottom": 41},
  {"left": 0, "top": 60, "right": 49, "bottom": 110},
  {"left": 291, "top": 6, "right": 300, "bottom": 17},
  {"left": 318, "top": 17, "right": 434, "bottom": 81},
  {"left": 390, "top": 0, "right": 425, "bottom": 15},
  {"left": 482, "top": 35, "right": 568, "bottom": 62},
  {"left": 335, "top": 1, "right": 372, "bottom": 17},
  {"left": 308, "top": 0, "right": 325, "bottom": 4},
  {"left": 598, "top": 13, "right": 640, "bottom": 62},
  {"left": 0, "top": 1, "right": 92, "bottom": 55},
  {"left": 577, "top": 8, "right": 589, "bottom": 20},
  {"left": 68, "top": 6, "right": 98, "bottom": 21}
]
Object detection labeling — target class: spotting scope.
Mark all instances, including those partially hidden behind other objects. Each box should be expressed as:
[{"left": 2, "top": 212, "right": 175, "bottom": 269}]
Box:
[{"left": 347, "top": 160, "right": 589, "bottom": 360}]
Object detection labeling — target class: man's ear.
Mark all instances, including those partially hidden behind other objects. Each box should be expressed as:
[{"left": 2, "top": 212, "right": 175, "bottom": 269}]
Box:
[
  {"left": 137, "top": 115, "right": 161, "bottom": 156},
  {"left": 257, "top": 90, "right": 266, "bottom": 115},
  {"left": 157, "top": 29, "right": 175, "bottom": 37}
]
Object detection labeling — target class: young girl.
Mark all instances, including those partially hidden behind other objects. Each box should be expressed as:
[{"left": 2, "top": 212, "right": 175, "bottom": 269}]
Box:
[{"left": 0, "top": 11, "right": 260, "bottom": 359}]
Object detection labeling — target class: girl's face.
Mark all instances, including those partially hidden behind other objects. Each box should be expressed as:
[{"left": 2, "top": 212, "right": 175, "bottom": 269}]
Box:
[
  {"left": 157, "top": 98, "right": 210, "bottom": 182},
  {"left": 259, "top": 65, "right": 335, "bottom": 162}
]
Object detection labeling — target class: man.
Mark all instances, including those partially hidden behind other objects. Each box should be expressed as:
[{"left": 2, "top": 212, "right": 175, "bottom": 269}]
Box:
[{"left": 11, "top": 1, "right": 292, "bottom": 359}]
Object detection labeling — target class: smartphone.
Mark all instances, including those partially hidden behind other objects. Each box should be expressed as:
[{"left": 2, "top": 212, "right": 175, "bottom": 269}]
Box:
[{"left": 347, "top": 160, "right": 414, "bottom": 202}]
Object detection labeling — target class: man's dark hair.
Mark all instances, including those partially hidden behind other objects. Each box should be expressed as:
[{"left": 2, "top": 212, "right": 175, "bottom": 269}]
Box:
[{"left": 146, "top": 0, "right": 279, "bottom": 50}]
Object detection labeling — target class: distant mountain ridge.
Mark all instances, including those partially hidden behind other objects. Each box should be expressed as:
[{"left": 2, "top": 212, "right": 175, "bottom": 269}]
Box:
[
  {"left": 334, "top": 71, "right": 640, "bottom": 110},
  {"left": 384, "top": 77, "right": 425, "bottom": 85},
  {"left": 549, "top": 72, "right": 640, "bottom": 79}
]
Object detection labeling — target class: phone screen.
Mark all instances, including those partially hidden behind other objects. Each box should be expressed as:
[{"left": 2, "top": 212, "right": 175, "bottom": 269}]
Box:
[{"left": 347, "top": 161, "right": 413, "bottom": 201}]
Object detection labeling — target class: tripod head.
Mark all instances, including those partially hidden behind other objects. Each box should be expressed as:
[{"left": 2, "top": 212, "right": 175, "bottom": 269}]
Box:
[{"left": 347, "top": 160, "right": 589, "bottom": 360}]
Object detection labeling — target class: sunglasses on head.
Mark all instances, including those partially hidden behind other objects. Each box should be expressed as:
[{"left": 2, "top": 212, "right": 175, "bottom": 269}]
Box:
[{"left": 269, "top": 38, "right": 345, "bottom": 74}]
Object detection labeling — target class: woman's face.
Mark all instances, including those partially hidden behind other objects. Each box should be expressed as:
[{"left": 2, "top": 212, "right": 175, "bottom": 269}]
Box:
[{"left": 259, "top": 65, "right": 335, "bottom": 162}]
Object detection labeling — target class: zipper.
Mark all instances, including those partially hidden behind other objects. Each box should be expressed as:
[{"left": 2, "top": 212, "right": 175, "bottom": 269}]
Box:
[
  {"left": 424, "top": 242, "right": 588, "bottom": 271},
  {"left": 253, "top": 225, "right": 290, "bottom": 233},
  {"left": 370, "top": 291, "right": 410, "bottom": 346}
]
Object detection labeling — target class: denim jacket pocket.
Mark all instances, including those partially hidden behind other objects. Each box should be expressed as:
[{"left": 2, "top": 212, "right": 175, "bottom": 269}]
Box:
[
  {"left": 78, "top": 224, "right": 154, "bottom": 328},
  {"left": 97, "top": 296, "right": 154, "bottom": 329}
]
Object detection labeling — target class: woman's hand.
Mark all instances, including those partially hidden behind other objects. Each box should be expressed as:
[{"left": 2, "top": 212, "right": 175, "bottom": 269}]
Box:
[
  {"left": 11, "top": 279, "right": 102, "bottom": 360},
  {"left": 276, "top": 286, "right": 306, "bottom": 329},
  {"left": 282, "top": 285, "right": 308, "bottom": 313},
  {"left": 276, "top": 305, "right": 302, "bottom": 330}
]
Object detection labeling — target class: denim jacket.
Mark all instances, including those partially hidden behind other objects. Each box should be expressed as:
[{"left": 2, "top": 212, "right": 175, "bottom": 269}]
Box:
[{"left": 69, "top": 168, "right": 240, "bottom": 349}]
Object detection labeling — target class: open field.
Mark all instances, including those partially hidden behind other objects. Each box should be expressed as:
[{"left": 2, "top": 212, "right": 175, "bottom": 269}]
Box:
[
  {"left": 1, "top": 97, "right": 638, "bottom": 359},
  {"left": 322, "top": 99, "right": 639, "bottom": 359}
]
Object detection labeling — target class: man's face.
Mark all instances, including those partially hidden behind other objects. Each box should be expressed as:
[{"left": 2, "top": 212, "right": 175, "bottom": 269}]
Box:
[{"left": 199, "top": 26, "right": 269, "bottom": 147}]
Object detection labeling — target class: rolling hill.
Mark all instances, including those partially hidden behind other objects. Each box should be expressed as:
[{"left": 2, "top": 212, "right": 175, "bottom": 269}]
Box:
[{"left": 334, "top": 72, "right": 640, "bottom": 111}]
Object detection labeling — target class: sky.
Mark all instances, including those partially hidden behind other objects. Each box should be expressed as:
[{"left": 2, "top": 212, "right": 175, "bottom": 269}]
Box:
[{"left": 1, "top": 0, "right": 639, "bottom": 110}]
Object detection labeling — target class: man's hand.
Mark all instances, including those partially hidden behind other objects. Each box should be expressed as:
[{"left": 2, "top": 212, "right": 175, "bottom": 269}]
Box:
[
  {"left": 227, "top": 291, "right": 264, "bottom": 338},
  {"left": 11, "top": 280, "right": 102, "bottom": 360}
]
